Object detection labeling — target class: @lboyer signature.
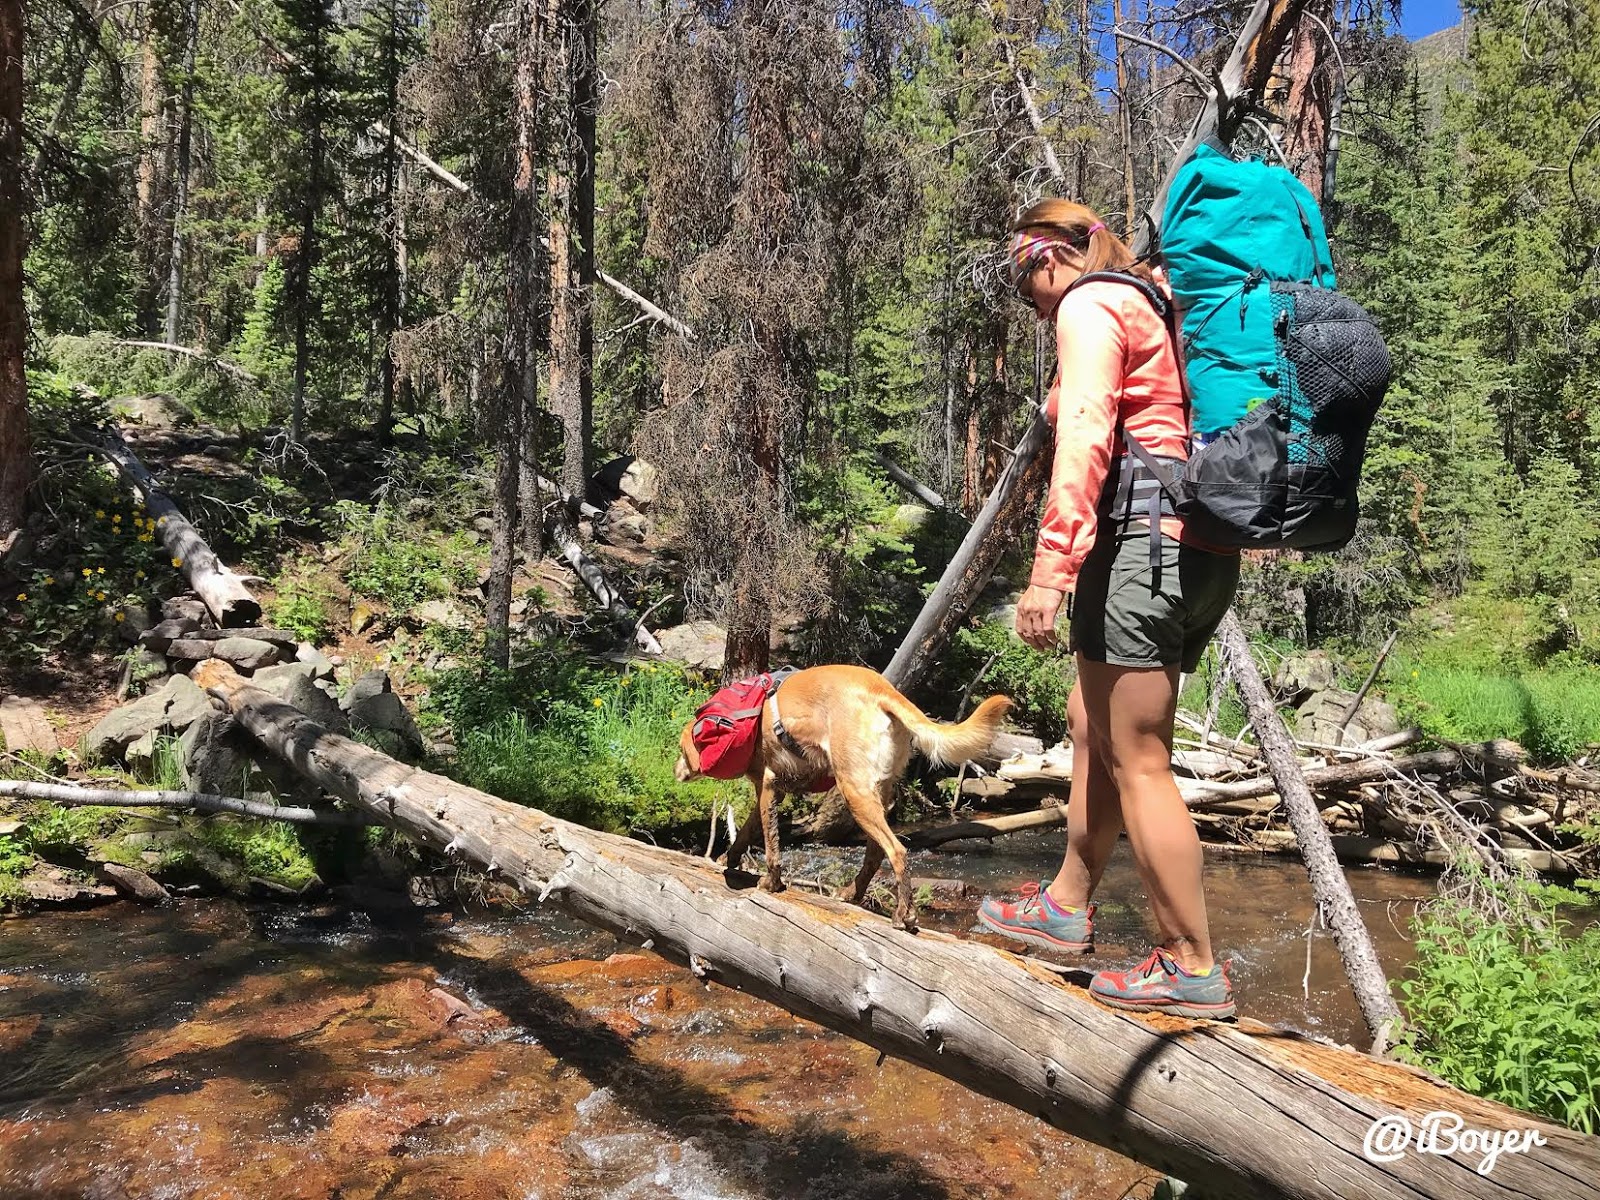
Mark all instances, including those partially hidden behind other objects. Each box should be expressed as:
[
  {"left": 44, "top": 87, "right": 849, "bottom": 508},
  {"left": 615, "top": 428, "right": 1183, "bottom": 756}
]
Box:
[{"left": 1364, "top": 1110, "right": 1550, "bottom": 1175}]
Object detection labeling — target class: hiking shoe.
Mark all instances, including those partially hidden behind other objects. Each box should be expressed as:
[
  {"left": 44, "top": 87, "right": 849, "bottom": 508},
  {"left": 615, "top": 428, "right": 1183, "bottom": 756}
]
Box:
[
  {"left": 1089, "top": 948, "right": 1236, "bottom": 1020},
  {"left": 976, "top": 881, "right": 1095, "bottom": 953}
]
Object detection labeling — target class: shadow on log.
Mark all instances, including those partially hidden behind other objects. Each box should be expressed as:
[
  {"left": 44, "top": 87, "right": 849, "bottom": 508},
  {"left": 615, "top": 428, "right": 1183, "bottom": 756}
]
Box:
[{"left": 202, "top": 666, "right": 1600, "bottom": 1200}]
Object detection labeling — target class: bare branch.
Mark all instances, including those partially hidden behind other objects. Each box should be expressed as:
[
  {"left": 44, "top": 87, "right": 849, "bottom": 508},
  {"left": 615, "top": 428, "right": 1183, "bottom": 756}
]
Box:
[{"left": 0, "top": 779, "right": 377, "bottom": 826}]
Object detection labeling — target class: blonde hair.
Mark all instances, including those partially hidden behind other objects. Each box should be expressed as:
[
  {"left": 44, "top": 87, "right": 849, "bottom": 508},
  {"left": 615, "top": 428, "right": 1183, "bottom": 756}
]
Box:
[{"left": 1011, "top": 199, "right": 1155, "bottom": 286}]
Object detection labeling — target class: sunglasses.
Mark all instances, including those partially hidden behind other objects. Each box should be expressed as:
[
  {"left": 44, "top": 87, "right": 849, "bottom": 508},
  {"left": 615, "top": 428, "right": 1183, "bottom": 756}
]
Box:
[{"left": 1009, "top": 249, "right": 1052, "bottom": 302}]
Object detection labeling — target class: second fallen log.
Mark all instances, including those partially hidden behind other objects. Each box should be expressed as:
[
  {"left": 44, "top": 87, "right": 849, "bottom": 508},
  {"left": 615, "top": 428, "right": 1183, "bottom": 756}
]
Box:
[{"left": 96, "top": 427, "right": 262, "bottom": 627}]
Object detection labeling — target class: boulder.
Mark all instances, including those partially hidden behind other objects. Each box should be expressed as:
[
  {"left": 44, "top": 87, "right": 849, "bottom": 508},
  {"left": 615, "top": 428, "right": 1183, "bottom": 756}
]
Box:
[
  {"left": 342, "top": 670, "right": 425, "bottom": 757},
  {"left": 409, "top": 598, "right": 473, "bottom": 631},
  {"left": 115, "top": 603, "right": 156, "bottom": 645},
  {"left": 179, "top": 710, "right": 253, "bottom": 796},
  {"left": 597, "top": 499, "right": 649, "bottom": 546},
  {"left": 1293, "top": 689, "right": 1402, "bottom": 748},
  {"left": 84, "top": 674, "right": 213, "bottom": 763},
  {"left": 111, "top": 393, "right": 194, "bottom": 429},
  {"left": 656, "top": 621, "right": 727, "bottom": 671},
  {"left": 619, "top": 457, "right": 659, "bottom": 509},
  {"left": 140, "top": 616, "right": 202, "bottom": 652},
  {"left": 161, "top": 596, "right": 209, "bottom": 624},
  {"left": 1273, "top": 651, "right": 1337, "bottom": 702},
  {"left": 116, "top": 647, "right": 170, "bottom": 700},
  {"left": 252, "top": 662, "right": 349, "bottom": 733},
  {"left": 208, "top": 636, "right": 282, "bottom": 671},
  {"left": 294, "top": 643, "right": 337, "bottom": 681}
]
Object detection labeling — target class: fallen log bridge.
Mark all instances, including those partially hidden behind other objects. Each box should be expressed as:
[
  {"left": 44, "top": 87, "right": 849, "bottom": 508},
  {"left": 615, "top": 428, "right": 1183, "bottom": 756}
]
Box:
[{"left": 206, "top": 670, "right": 1600, "bottom": 1200}]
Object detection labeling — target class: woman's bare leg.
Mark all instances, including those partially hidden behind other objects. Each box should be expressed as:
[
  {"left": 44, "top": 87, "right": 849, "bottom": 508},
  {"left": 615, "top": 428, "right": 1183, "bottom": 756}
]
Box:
[
  {"left": 1078, "top": 658, "right": 1214, "bottom": 973},
  {"left": 1047, "top": 675, "right": 1122, "bottom": 911}
]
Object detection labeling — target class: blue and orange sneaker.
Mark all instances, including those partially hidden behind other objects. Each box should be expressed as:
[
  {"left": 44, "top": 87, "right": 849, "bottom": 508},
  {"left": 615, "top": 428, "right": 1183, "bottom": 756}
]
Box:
[
  {"left": 1089, "top": 948, "right": 1236, "bottom": 1020},
  {"left": 976, "top": 881, "right": 1095, "bottom": 953}
]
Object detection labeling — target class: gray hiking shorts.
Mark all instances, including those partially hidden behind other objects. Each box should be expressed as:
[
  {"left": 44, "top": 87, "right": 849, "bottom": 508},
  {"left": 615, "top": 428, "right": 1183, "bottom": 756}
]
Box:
[{"left": 1070, "top": 523, "right": 1240, "bottom": 673}]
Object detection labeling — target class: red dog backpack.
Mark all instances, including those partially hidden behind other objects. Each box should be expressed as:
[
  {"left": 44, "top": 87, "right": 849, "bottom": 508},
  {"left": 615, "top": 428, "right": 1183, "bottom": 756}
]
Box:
[{"left": 689, "top": 673, "right": 779, "bottom": 779}]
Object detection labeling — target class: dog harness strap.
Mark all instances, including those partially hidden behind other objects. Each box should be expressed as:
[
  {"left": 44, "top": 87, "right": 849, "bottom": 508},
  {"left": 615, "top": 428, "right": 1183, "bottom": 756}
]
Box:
[{"left": 767, "top": 669, "right": 808, "bottom": 758}]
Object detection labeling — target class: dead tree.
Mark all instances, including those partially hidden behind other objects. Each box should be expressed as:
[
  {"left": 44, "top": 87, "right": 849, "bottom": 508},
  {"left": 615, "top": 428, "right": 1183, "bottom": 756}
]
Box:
[
  {"left": 96, "top": 428, "right": 262, "bottom": 627},
  {"left": 0, "top": 0, "right": 28, "bottom": 552},
  {"left": 205, "top": 672, "right": 1600, "bottom": 1200}
]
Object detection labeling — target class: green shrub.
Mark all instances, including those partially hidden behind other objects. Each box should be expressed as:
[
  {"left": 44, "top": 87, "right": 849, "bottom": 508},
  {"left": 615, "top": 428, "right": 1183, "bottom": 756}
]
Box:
[
  {"left": 430, "top": 648, "right": 744, "bottom": 837},
  {"left": 1398, "top": 882, "right": 1600, "bottom": 1132},
  {"left": 333, "top": 500, "right": 476, "bottom": 611},
  {"left": 198, "top": 820, "right": 319, "bottom": 891},
  {"left": 949, "top": 621, "right": 1073, "bottom": 745},
  {"left": 271, "top": 559, "right": 337, "bottom": 643},
  {"left": 1388, "top": 661, "right": 1600, "bottom": 763}
]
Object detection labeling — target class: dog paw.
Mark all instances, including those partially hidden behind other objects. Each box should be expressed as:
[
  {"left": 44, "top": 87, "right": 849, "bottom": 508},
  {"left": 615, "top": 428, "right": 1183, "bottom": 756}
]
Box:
[{"left": 758, "top": 875, "right": 786, "bottom": 894}]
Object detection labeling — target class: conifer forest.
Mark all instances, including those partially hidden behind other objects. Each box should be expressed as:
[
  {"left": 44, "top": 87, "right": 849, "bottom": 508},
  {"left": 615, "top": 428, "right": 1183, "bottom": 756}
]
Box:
[{"left": 1, "top": 0, "right": 1599, "bottom": 1194}]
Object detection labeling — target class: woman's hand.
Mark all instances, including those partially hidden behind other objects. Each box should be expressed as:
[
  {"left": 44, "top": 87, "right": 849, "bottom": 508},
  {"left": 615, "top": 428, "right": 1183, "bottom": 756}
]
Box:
[{"left": 1016, "top": 584, "right": 1070, "bottom": 652}]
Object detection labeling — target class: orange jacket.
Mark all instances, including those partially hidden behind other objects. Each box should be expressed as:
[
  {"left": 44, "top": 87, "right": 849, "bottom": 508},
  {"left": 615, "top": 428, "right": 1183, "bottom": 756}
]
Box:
[{"left": 1030, "top": 277, "right": 1190, "bottom": 594}]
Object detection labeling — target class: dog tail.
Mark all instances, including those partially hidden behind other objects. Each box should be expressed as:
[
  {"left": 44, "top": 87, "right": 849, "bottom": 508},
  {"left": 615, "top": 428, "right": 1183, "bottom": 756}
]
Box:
[{"left": 884, "top": 691, "right": 1015, "bottom": 769}]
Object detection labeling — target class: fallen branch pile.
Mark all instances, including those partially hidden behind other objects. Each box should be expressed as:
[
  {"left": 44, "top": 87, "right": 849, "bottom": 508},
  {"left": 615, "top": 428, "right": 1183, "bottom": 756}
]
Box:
[{"left": 948, "top": 718, "right": 1600, "bottom": 877}]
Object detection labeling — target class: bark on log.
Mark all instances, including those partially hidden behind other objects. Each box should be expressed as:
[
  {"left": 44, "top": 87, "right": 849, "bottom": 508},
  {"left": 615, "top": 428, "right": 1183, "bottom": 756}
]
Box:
[
  {"left": 97, "top": 427, "right": 262, "bottom": 627},
  {"left": 209, "top": 677, "right": 1600, "bottom": 1199},
  {"left": 0, "top": 778, "right": 375, "bottom": 825},
  {"left": 1217, "top": 612, "right": 1403, "bottom": 1053},
  {"left": 883, "top": 0, "right": 1311, "bottom": 694}
]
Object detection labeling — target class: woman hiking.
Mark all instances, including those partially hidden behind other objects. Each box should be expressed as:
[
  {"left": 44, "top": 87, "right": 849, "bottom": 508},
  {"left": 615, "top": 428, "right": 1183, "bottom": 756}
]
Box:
[{"left": 976, "top": 200, "right": 1242, "bottom": 1020}]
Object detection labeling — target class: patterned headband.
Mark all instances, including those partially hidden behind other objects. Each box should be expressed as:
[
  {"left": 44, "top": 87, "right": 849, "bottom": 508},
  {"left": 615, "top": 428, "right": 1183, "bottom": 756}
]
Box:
[{"left": 1008, "top": 223, "right": 1106, "bottom": 271}]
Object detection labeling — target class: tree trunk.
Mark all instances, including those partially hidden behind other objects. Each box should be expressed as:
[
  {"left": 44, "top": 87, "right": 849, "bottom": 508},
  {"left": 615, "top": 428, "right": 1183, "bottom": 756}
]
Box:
[
  {"left": 208, "top": 676, "right": 1600, "bottom": 1200},
  {"left": 1112, "top": 0, "right": 1138, "bottom": 231},
  {"left": 546, "top": 0, "right": 594, "bottom": 501},
  {"left": 136, "top": 0, "right": 171, "bottom": 333},
  {"left": 97, "top": 428, "right": 262, "bottom": 627},
  {"left": 1282, "top": 0, "right": 1334, "bottom": 202},
  {"left": 1216, "top": 611, "right": 1403, "bottom": 1053},
  {"left": 488, "top": 0, "right": 542, "bottom": 670},
  {"left": 374, "top": 0, "right": 404, "bottom": 446},
  {"left": 163, "top": 0, "right": 200, "bottom": 346},
  {"left": 0, "top": 0, "right": 28, "bottom": 551}
]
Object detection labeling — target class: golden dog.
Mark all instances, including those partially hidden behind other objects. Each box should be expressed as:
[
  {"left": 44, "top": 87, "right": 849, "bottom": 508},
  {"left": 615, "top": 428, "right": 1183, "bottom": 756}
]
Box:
[{"left": 675, "top": 664, "right": 1012, "bottom": 929}]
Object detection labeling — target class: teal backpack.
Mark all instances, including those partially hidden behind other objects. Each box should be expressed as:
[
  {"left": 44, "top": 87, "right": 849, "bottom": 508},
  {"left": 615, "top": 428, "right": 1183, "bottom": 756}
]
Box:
[
  {"left": 1161, "top": 142, "right": 1338, "bottom": 435},
  {"left": 1099, "top": 142, "right": 1391, "bottom": 553}
]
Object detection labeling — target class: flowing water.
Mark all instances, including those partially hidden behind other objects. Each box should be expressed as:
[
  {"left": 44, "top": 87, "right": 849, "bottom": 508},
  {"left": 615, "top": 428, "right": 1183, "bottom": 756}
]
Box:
[{"left": 0, "top": 834, "right": 1437, "bottom": 1199}]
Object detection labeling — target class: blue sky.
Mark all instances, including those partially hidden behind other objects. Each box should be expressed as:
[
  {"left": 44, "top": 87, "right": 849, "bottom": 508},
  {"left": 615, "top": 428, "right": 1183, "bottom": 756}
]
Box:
[{"left": 1399, "top": 0, "right": 1464, "bottom": 39}]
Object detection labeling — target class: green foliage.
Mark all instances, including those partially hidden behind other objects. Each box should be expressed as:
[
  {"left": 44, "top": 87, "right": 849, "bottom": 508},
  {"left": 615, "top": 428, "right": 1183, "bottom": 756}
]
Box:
[
  {"left": 14, "top": 804, "right": 118, "bottom": 857},
  {"left": 271, "top": 557, "right": 338, "bottom": 643},
  {"left": 1389, "top": 660, "right": 1600, "bottom": 763},
  {"left": 333, "top": 501, "right": 476, "bottom": 611},
  {"left": 1398, "top": 881, "right": 1600, "bottom": 1132},
  {"left": 949, "top": 621, "right": 1073, "bottom": 745},
  {"left": 198, "top": 820, "right": 319, "bottom": 891},
  {"left": 428, "top": 647, "right": 743, "bottom": 836}
]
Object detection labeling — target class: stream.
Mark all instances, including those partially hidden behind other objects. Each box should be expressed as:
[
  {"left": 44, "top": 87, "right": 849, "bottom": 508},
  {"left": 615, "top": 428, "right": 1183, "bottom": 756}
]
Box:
[{"left": 0, "top": 833, "right": 1437, "bottom": 1199}]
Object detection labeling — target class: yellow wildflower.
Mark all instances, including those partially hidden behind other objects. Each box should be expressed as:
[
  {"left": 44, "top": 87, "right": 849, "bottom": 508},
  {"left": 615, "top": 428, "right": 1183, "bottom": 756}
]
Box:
[
  {"left": 82, "top": 568, "right": 92, "bottom": 577},
  {"left": 157, "top": 516, "right": 167, "bottom": 526},
  {"left": 96, "top": 566, "right": 105, "bottom": 574},
  {"left": 15, "top": 592, "right": 26, "bottom": 602},
  {"left": 592, "top": 698, "right": 604, "bottom": 707},
  {"left": 140, "top": 534, "right": 152, "bottom": 544},
  {"left": 95, "top": 509, "right": 105, "bottom": 518},
  {"left": 134, "top": 570, "right": 146, "bottom": 580},
  {"left": 114, "top": 612, "right": 126, "bottom": 622},
  {"left": 43, "top": 577, "right": 54, "bottom": 586},
  {"left": 112, "top": 514, "right": 122, "bottom": 524},
  {"left": 172, "top": 557, "right": 184, "bottom": 569},
  {"left": 96, "top": 591, "right": 107, "bottom": 601}
]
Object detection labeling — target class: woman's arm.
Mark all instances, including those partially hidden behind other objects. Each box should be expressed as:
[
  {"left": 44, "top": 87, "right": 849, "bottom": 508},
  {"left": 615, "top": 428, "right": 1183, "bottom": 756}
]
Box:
[{"left": 1029, "top": 288, "right": 1128, "bottom": 594}]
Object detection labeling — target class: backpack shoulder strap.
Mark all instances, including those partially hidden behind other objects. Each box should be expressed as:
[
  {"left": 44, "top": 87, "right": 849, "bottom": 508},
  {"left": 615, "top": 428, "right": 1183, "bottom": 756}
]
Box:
[{"left": 1067, "top": 269, "right": 1173, "bottom": 322}]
